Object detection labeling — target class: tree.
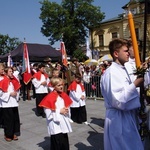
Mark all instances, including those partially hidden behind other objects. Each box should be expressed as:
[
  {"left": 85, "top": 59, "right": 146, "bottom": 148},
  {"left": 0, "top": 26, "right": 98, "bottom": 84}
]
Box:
[
  {"left": 40, "top": 0, "right": 105, "bottom": 55},
  {"left": 0, "top": 34, "right": 21, "bottom": 55},
  {"left": 73, "top": 48, "right": 88, "bottom": 62}
]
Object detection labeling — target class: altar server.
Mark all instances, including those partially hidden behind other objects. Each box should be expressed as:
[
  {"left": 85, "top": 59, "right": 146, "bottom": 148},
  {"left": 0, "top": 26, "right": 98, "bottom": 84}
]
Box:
[
  {"left": 0, "top": 67, "right": 21, "bottom": 142},
  {"left": 68, "top": 73, "right": 89, "bottom": 125},
  {"left": 32, "top": 63, "right": 50, "bottom": 118},
  {"left": 39, "top": 77, "right": 72, "bottom": 150},
  {"left": 100, "top": 38, "right": 144, "bottom": 150}
]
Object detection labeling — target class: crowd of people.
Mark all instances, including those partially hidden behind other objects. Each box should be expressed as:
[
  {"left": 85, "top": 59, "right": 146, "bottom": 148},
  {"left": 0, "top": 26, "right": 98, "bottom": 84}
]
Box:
[
  {"left": 0, "top": 56, "right": 93, "bottom": 149},
  {"left": 0, "top": 38, "right": 150, "bottom": 150}
]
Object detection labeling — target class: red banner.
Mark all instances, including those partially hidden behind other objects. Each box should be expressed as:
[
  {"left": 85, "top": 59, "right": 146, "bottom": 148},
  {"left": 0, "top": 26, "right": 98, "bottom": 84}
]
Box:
[
  {"left": 60, "top": 42, "right": 68, "bottom": 67},
  {"left": 22, "top": 42, "right": 32, "bottom": 84}
]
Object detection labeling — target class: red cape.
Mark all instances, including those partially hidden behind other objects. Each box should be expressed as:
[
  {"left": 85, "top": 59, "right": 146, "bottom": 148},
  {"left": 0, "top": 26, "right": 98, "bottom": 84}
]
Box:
[
  {"left": 68, "top": 81, "right": 85, "bottom": 92},
  {"left": 48, "top": 81, "right": 52, "bottom": 87},
  {"left": 33, "top": 71, "right": 48, "bottom": 80},
  {"left": 39, "top": 91, "right": 72, "bottom": 110},
  {"left": 0, "top": 75, "right": 21, "bottom": 92}
]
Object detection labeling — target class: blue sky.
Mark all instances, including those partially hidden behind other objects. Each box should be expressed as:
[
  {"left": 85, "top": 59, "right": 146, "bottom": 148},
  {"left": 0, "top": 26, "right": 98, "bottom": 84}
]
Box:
[{"left": 0, "top": 0, "right": 129, "bottom": 49}]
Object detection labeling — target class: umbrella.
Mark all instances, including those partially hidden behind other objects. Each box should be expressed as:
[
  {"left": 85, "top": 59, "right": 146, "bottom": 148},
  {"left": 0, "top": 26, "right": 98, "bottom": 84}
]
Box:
[
  {"left": 98, "top": 54, "right": 113, "bottom": 62},
  {"left": 84, "top": 59, "right": 98, "bottom": 66},
  {"left": 146, "top": 56, "right": 150, "bottom": 61}
]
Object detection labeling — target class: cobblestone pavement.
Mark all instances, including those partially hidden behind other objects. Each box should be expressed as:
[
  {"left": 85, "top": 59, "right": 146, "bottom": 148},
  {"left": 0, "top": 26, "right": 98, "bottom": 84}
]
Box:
[{"left": 0, "top": 98, "right": 149, "bottom": 150}]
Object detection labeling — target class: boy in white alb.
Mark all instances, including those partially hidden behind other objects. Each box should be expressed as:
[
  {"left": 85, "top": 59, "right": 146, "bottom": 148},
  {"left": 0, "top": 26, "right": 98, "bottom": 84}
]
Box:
[
  {"left": 68, "top": 73, "right": 89, "bottom": 125},
  {"left": 100, "top": 38, "right": 144, "bottom": 150},
  {"left": 39, "top": 77, "right": 72, "bottom": 150},
  {"left": 0, "top": 67, "right": 21, "bottom": 142},
  {"left": 48, "top": 68, "right": 60, "bottom": 92},
  {"left": 32, "top": 63, "right": 50, "bottom": 118}
]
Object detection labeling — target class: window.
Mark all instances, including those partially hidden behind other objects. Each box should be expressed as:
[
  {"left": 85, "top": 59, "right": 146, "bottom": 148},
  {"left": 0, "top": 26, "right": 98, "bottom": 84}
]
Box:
[
  {"left": 131, "top": 8, "right": 137, "bottom": 15},
  {"left": 99, "top": 35, "right": 104, "bottom": 46},
  {"left": 112, "top": 32, "right": 118, "bottom": 39}
]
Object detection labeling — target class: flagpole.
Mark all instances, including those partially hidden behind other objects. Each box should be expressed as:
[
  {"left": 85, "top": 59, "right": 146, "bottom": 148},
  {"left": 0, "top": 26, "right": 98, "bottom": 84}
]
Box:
[
  {"left": 22, "top": 39, "right": 32, "bottom": 100},
  {"left": 60, "top": 33, "right": 71, "bottom": 92}
]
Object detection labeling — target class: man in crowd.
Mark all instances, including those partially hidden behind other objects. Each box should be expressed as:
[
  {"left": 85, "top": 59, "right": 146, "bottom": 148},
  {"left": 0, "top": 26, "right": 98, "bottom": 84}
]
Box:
[{"left": 44, "top": 57, "right": 54, "bottom": 78}]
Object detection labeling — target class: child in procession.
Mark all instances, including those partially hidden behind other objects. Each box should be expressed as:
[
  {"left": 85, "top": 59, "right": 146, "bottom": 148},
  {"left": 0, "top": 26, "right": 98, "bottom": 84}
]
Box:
[
  {"left": 32, "top": 63, "right": 50, "bottom": 118},
  {"left": 68, "top": 73, "right": 90, "bottom": 125},
  {"left": 48, "top": 68, "right": 60, "bottom": 92},
  {"left": 39, "top": 77, "right": 72, "bottom": 150},
  {"left": 0, "top": 67, "right": 21, "bottom": 141}
]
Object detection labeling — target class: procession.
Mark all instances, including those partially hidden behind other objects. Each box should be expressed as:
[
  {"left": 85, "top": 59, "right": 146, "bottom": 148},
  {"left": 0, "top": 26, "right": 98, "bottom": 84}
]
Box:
[
  {"left": 0, "top": 0, "right": 150, "bottom": 150},
  {"left": 0, "top": 37, "right": 150, "bottom": 150}
]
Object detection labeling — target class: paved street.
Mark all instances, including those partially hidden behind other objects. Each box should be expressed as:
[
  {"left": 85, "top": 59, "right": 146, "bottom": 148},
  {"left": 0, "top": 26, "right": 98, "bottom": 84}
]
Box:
[
  {"left": 0, "top": 98, "right": 105, "bottom": 150},
  {"left": 0, "top": 98, "right": 150, "bottom": 150}
]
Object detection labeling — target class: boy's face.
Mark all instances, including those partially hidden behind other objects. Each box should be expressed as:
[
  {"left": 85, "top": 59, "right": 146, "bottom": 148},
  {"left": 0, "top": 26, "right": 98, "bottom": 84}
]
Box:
[
  {"left": 7, "top": 68, "right": 13, "bottom": 78},
  {"left": 0, "top": 66, "right": 4, "bottom": 75},
  {"left": 33, "top": 66, "right": 37, "bottom": 70},
  {"left": 39, "top": 67, "right": 45, "bottom": 73},
  {"left": 75, "top": 77, "right": 81, "bottom": 83},
  {"left": 52, "top": 71, "right": 59, "bottom": 77},
  {"left": 54, "top": 80, "right": 64, "bottom": 93},
  {"left": 114, "top": 45, "right": 129, "bottom": 65}
]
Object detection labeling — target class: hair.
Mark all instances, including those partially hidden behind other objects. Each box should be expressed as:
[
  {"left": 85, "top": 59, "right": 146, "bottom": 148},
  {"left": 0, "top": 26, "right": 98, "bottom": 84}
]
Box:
[
  {"left": 50, "top": 77, "right": 63, "bottom": 87},
  {"left": 4, "top": 67, "right": 13, "bottom": 74},
  {"left": 55, "top": 62, "right": 61, "bottom": 68},
  {"left": 38, "top": 63, "right": 45, "bottom": 69},
  {"left": 109, "top": 38, "right": 128, "bottom": 58},
  {"left": 52, "top": 68, "right": 60, "bottom": 74},
  {"left": 0, "top": 63, "right": 5, "bottom": 68},
  {"left": 33, "top": 63, "right": 38, "bottom": 67},
  {"left": 75, "top": 73, "right": 82, "bottom": 79},
  {"left": 72, "top": 58, "right": 78, "bottom": 62},
  {"left": 126, "top": 39, "right": 132, "bottom": 48},
  {"left": 85, "top": 66, "right": 90, "bottom": 71}
]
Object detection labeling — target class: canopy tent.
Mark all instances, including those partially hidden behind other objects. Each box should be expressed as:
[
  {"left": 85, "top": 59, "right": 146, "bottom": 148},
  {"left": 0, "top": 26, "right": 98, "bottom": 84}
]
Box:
[
  {"left": 84, "top": 59, "right": 98, "bottom": 66},
  {"left": 98, "top": 54, "right": 113, "bottom": 62},
  {"left": 0, "top": 43, "right": 61, "bottom": 62}
]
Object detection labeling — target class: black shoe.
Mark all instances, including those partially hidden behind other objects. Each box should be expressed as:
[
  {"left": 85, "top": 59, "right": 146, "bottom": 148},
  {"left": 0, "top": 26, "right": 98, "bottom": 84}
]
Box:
[
  {"left": 42, "top": 114, "right": 46, "bottom": 118},
  {"left": 36, "top": 113, "right": 41, "bottom": 117},
  {"left": 0, "top": 124, "right": 4, "bottom": 128}
]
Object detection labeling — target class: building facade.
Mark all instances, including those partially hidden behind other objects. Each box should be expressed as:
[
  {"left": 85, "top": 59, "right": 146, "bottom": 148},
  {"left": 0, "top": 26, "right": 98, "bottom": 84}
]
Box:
[{"left": 90, "top": 0, "right": 150, "bottom": 59}]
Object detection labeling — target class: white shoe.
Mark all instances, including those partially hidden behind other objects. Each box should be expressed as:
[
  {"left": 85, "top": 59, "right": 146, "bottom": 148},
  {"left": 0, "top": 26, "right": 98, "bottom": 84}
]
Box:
[
  {"left": 84, "top": 121, "right": 90, "bottom": 125},
  {"left": 69, "top": 118, "right": 74, "bottom": 123}
]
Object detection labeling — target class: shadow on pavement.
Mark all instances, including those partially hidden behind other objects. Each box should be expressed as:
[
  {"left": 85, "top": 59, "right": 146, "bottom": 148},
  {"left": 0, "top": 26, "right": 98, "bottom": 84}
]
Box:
[
  {"left": 75, "top": 131, "right": 104, "bottom": 150},
  {"left": 32, "top": 108, "right": 40, "bottom": 117},
  {"left": 37, "top": 136, "right": 50, "bottom": 150},
  {"left": 90, "top": 117, "right": 104, "bottom": 128}
]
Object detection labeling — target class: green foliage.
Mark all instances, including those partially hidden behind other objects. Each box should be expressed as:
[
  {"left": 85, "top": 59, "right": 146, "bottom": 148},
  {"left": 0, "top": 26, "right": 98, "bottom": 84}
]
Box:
[
  {"left": 0, "top": 34, "right": 21, "bottom": 55},
  {"left": 39, "top": 0, "right": 105, "bottom": 55},
  {"left": 72, "top": 48, "right": 88, "bottom": 62}
]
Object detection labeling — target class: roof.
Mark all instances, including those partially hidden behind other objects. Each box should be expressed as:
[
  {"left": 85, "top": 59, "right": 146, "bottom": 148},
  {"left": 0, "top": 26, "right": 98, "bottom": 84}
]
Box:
[
  {"left": 0, "top": 43, "right": 61, "bottom": 62},
  {"left": 122, "top": 0, "right": 149, "bottom": 9},
  {"left": 100, "top": 15, "right": 122, "bottom": 24}
]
